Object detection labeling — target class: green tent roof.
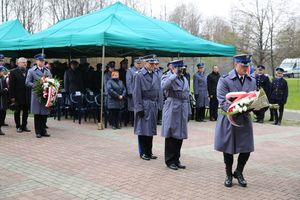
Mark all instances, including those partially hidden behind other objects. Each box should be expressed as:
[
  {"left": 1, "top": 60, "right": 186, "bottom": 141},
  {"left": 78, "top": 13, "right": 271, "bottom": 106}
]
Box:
[
  {"left": 0, "top": 2, "right": 235, "bottom": 57},
  {"left": 0, "top": 19, "right": 29, "bottom": 40}
]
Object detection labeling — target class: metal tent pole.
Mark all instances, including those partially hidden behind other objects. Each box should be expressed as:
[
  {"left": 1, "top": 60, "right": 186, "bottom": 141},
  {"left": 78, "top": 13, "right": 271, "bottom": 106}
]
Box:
[{"left": 98, "top": 46, "right": 106, "bottom": 130}]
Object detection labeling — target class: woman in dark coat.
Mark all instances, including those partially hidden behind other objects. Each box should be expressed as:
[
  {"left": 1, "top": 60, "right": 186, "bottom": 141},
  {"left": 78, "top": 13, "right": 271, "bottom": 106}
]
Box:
[{"left": 106, "top": 71, "right": 126, "bottom": 129}]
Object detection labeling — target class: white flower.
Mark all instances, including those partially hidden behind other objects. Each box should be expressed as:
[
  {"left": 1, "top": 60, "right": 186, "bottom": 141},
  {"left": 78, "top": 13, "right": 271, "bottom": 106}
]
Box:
[
  {"left": 233, "top": 107, "right": 238, "bottom": 112},
  {"left": 238, "top": 108, "right": 243, "bottom": 113},
  {"left": 235, "top": 104, "right": 240, "bottom": 110},
  {"left": 243, "top": 106, "right": 248, "bottom": 112}
]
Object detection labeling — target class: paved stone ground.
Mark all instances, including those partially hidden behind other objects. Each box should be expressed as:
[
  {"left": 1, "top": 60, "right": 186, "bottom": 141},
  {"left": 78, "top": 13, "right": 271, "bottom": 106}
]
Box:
[{"left": 0, "top": 115, "right": 299, "bottom": 200}]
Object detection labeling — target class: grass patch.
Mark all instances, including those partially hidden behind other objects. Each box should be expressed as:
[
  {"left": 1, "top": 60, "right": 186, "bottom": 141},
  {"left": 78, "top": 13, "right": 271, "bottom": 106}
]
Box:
[{"left": 285, "top": 78, "right": 300, "bottom": 110}]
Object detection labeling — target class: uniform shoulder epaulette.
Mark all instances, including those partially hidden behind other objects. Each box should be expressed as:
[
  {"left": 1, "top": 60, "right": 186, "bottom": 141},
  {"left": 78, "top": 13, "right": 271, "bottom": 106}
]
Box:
[{"left": 222, "top": 74, "right": 229, "bottom": 78}]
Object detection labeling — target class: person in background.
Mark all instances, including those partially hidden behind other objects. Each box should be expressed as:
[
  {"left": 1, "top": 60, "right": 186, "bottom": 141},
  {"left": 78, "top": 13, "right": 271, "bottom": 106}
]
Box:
[
  {"left": 126, "top": 57, "right": 142, "bottom": 126},
  {"left": 106, "top": 71, "right": 126, "bottom": 129},
  {"left": 207, "top": 65, "right": 220, "bottom": 121},
  {"left": 9, "top": 57, "right": 31, "bottom": 133},
  {"left": 64, "top": 60, "right": 84, "bottom": 95},
  {"left": 161, "top": 60, "right": 191, "bottom": 170},
  {"left": 269, "top": 67, "right": 288, "bottom": 126},
  {"left": 253, "top": 65, "right": 271, "bottom": 123},
  {"left": 0, "top": 66, "right": 9, "bottom": 135},
  {"left": 193, "top": 63, "right": 209, "bottom": 122}
]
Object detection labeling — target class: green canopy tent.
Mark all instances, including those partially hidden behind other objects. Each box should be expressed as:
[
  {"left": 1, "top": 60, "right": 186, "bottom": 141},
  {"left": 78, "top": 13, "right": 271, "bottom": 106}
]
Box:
[
  {"left": 0, "top": 19, "right": 30, "bottom": 57},
  {"left": 0, "top": 19, "right": 29, "bottom": 40},
  {"left": 0, "top": 2, "right": 235, "bottom": 58},
  {"left": 0, "top": 2, "right": 236, "bottom": 128}
]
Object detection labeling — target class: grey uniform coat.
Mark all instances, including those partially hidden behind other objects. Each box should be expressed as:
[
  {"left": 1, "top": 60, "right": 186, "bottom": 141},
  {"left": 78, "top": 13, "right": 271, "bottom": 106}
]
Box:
[
  {"left": 106, "top": 79, "right": 126, "bottom": 109},
  {"left": 214, "top": 69, "right": 257, "bottom": 154},
  {"left": 133, "top": 67, "right": 161, "bottom": 136},
  {"left": 126, "top": 66, "right": 139, "bottom": 111},
  {"left": 161, "top": 73, "right": 191, "bottom": 140},
  {"left": 25, "top": 66, "right": 52, "bottom": 115},
  {"left": 155, "top": 68, "right": 164, "bottom": 111},
  {"left": 193, "top": 72, "right": 209, "bottom": 107}
]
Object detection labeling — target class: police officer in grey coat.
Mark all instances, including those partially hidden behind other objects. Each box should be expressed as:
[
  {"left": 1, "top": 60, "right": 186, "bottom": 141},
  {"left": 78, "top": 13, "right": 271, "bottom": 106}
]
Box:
[
  {"left": 193, "top": 63, "right": 209, "bottom": 122},
  {"left": 26, "top": 54, "right": 52, "bottom": 138},
  {"left": 133, "top": 54, "right": 161, "bottom": 161},
  {"left": 215, "top": 54, "right": 257, "bottom": 187},
  {"left": 126, "top": 57, "right": 142, "bottom": 126},
  {"left": 161, "top": 60, "right": 191, "bottom": 170}
]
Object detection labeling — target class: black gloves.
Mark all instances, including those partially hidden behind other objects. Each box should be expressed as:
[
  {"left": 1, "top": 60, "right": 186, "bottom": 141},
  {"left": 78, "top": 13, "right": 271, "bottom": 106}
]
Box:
[{"left": 137, "top": 110, "right": 145, "bottom": 118}]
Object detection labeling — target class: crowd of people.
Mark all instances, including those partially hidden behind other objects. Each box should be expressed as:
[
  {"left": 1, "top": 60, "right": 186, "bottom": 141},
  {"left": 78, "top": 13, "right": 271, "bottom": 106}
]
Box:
[{"left": 0, "top": 52, "right": 289, "bottom": 187}]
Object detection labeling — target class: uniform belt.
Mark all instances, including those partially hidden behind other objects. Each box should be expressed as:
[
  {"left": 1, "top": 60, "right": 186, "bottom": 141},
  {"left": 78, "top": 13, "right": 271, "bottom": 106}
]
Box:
[
  {"left": 167, "top": 95, "right": 188, "bottom": 101},
  {"left": 142, "top": 96, "right": 158, "bottom": 101}
]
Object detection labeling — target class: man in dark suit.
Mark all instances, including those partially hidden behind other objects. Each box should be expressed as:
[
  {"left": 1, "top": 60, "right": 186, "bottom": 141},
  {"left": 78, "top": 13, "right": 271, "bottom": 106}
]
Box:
[
  {"left": 9, "top": 57, "right": 31, "bottom": 133},
  {"left": 207, "top": 65, "right": 220, "bottom": 121}
]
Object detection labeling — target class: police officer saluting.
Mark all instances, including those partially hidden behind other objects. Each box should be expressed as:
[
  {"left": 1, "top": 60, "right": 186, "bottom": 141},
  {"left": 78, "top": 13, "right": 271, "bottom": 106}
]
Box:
[
  {"left": 215, "top": 54, "right": 257, "bottom": 187},
  {"left": 133, "top": 54, "right": 161, "bottom": 160},
  {"left": 253, "top": 65, "right": 271, "bottom": 123},
  {"left": 161, "top": 60, "right": 191, "bottom": 170},
  {"left": 26, "top": 54, "right": 52, "bottom": 138},
  {"left": 126, "top": 57, "right": 142, "bottom": 126},
  {"left": 270, "top": 67, "right": 288, "bottom": 126}
]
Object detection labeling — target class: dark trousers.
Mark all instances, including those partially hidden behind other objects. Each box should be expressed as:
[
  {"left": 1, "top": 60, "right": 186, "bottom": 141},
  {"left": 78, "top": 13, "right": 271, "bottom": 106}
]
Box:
[
  {"left": 253, "top": 107, "right": 268, "bottom": 122},
  {"left": 196, "top": 107, "right": 206, "bottom": 121},
  {"left": 138, "top": 135, "right": 153, "bottom": 156},
  {"left": 271, "top": 104, "right": 284, "bottom": 123},
  {"left": 109, "top": 108, "right": 120, "bottom": 128},
  {"left": 209, "top": 97, "right": 218, "bottom": 120},
  {"left": 223, "top": 152, "right": 250, "bottom": 175},
  {"left": 129, "top": 111, "right": 134, "bottom": 126},
  {"left": 14, "top": 104, "right": 29, "bottom": 129},
  {"left": 0, "top": 110, "right": 6, "bottom": 128},
  {"left": 165, "top": 137, "right": 183, "bottom": 166},
  {"left": 34, "top": 115, "right": 47, "bottom": 135}
]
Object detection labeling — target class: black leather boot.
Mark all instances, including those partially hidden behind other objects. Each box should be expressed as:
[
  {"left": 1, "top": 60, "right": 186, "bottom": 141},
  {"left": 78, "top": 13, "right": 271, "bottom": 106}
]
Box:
[
  {"left": 224, "top": 169, "right": 233, "bottom": 187},
  {"left": 233, "top": 170, "right": 247, "bottom": 187}
]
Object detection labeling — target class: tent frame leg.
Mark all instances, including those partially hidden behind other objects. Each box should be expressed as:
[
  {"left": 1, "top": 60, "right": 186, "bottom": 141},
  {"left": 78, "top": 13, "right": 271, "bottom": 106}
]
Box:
[{"left": 98, "top": 46, "right": 105, "bottom": 130}]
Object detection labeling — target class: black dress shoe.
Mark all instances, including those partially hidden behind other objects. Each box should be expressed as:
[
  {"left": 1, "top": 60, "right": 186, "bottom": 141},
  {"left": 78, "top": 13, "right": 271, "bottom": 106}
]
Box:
[
  {"left": 176, "top": 163, "right": 186, "bottom": 169},
  {"left": 224, "top": 175, "right": 233, "bottom": 187},
  {"left": 22, "top": 127, "right": 31, "bottom": 132},
  {"left": 112, "top": 126, "right": 117, "bottom": 130},
  {"left": 0, "top": 130, "right": 5, "bottom": 135},
  {"left": 233, "top": 171, "right": 247, "bottom": 187},
  {"left": 167, "top": 164, "right": 178, "bottom": 170},
  {"left": 17, "top": 128, "right": 23, "bottom": 133},
  {"left": 2, "top": 123, "right": 8, "bottom": 126},
  {"left": 140, "top": 154, "right": 150, "bottom": 161},
  {"left": 199, "top": 119, "right": 206, "bottom": 122},
  {"left": 277, "top": 121, "right": 281, "bottom": 126},
  {"left": 36, "top": 134, "right": 42, "bottom": 138},
  {"left": 272, "top": 121, "right": 278, "bottom": 125},
  {"left": 43, "top": 133, "right": 51, "bottom": 137},
  {"left": 150, "top": 155, "right": 158, "bottom": 159}
]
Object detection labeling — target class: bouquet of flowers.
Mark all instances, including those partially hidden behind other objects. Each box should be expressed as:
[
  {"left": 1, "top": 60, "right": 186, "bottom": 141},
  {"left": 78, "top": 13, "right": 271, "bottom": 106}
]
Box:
[
  {"left": 33, "top": 76, "right": 61, "bottom": 108},
  {"left": 225, "top": 88, "right": 270, "bottom": 126}
]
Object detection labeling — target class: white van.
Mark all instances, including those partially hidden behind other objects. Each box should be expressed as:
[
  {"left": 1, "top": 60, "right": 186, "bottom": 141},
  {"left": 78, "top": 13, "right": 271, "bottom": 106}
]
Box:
[{"left": 279, "top": 58, "right": 300, "bottom": 78}]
